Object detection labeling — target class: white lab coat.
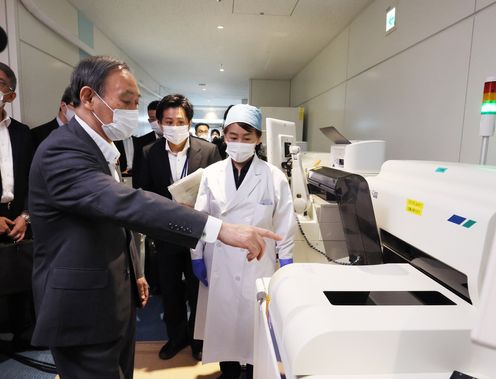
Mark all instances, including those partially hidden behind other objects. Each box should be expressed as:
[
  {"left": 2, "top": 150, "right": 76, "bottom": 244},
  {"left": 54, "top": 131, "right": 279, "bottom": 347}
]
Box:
[{"left": 191, "top": 155, "right": 295, "bottom": 364}]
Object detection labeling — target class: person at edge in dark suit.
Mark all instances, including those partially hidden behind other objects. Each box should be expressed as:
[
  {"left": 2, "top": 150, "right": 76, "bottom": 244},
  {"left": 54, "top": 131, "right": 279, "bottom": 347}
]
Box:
[
  {"left": 138, "top": 94, "right": 221, "bottom": 362},
  {"left": 28, "top": 55, "right": 280, "bottom": 379},
  {"left": 0, "top": 62, "right": 35, "bottom": 351},
  {"left": 31, "top": 86, "right": 74, "bottom": 150},
  {"left": 210, "top": 128, "right": 221, "bottom": 143},
  {"left": 131, "top": 100, "right": 160, "bottom": 189}
]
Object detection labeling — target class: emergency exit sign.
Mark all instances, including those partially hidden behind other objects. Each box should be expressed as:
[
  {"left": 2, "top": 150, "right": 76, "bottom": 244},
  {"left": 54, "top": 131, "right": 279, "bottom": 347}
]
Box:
[{"left": 386, "top": 6, "right": 396, "bottom": 33}]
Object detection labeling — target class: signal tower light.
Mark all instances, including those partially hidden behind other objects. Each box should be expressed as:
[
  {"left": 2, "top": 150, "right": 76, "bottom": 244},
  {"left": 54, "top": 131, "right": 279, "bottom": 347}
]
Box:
[{"left": 479, "top": 76, "right": 496, "bottom": 164}]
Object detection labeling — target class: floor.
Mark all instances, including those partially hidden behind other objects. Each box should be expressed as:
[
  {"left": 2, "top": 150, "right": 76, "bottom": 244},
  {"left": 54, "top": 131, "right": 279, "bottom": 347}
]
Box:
[
  {"left": 133, "top": 342, "right": 220, "bottom": 379},
  {"left": 0, "top": 343, "right": 220, "bottom": 379}
]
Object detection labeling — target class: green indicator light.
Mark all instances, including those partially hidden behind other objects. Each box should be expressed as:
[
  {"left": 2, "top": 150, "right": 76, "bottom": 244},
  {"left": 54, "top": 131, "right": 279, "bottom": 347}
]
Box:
[
  {"left": 462, "top": 220, "right": 476, "bottom": 228},
  {"left": 435, "top": 167, "right": 447, "bottom": 173},
  {"left": 481, "top": 101, "right": 496, "bottom": 114}
]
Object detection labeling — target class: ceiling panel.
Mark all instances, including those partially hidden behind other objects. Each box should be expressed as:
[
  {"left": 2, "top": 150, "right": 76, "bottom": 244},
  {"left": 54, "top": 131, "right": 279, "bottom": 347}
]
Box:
[
  {"left": 66, "top": 0, "right": 372, "bottom": 106},
  {"left": 233, "top": 0, "right": 298, "bottom": 16}
]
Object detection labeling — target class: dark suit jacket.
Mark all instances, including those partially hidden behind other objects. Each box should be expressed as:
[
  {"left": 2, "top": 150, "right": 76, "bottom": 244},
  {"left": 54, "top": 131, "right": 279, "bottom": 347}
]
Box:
[
  {"left": 113, "top": 139, "right": 128, "bottom": 173},
  {"left": 131, "top": 131, "right": 156, "bottom": 188},
  {"left": 28, "top": 118, "right": 209, "bottom": 347},
  {"left": 0, "top": 118, "right": 33, "bottom": 220},
  {"left": 31, "top": 117, "right": 59, "bottom": 151},
  {"left": 138, "top": 135, "right": 221, "bottom": 199},
  {"left": 138, "top": 136, "right": 221, "bottom": 253}
]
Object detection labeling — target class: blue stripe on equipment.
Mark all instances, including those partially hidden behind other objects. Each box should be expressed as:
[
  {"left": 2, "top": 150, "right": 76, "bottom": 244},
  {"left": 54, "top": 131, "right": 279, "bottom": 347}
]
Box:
[{"left": 448, "top": 214, "right": 466, "bottom": 225}]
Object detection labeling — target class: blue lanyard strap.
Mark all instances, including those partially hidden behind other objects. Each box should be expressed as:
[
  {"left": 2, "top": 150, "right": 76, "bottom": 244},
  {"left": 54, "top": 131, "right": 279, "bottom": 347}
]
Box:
[{"left": 180, "top": 157, "right": 189, "bottom": 179}]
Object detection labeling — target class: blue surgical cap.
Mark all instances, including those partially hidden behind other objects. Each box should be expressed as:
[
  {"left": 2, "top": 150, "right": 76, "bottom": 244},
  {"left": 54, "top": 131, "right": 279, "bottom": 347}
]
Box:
[{"left": 224, "top": 104, "right": 262, "bottom": 131}]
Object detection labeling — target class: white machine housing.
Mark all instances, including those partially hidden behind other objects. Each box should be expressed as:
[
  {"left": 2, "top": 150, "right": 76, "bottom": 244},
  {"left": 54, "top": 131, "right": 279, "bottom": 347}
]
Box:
[
  {"left": 330, "top": 140, "right": 385, "bottom": 174},
  {"left": 266, "top": 117, "right": 297, "bottom": 171},
  {"left": 255, "top": 161, "right": 496, "bottom": 378}
]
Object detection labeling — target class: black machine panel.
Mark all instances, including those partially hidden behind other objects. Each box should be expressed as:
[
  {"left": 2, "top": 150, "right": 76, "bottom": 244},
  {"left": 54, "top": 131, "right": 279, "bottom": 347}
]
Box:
[{"left": 307, "top": 166, "right": 382, "bottom": 265}]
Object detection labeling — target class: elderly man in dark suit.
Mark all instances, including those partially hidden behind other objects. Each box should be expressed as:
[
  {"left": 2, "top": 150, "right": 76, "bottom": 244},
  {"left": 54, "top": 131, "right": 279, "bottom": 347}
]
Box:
[
  {"left": 31, "top": 86, "right": 74, "bottom": 150},
  {"left": 29, "top": 55, "right": 279, "bottom": 379},
  {"left": 138, "top": 94, "right": 220, "bottom": 362},
  {"left": 0, "top": 62, "right": 35, "bottom": 350}
]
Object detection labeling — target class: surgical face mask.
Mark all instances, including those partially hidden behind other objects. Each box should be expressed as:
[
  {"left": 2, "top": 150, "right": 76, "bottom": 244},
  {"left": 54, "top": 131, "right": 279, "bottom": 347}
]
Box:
[
  {"left": 92, "top": 91, "right": 138, "bottom": 141},
  {"left": 0, "top": 90, "right": 9, "bottom": 108},
  {"left": 150, "top": 120, "right": 163, "bottom": 136},
  {"left": 226, "top": 141, "right": 256, "bottom": 163},
  {"left": 64, "top": 107, "right": 75, "bottom": 122},
  {"left": 197, "top": 133, "right": 209, "bottom": 140},
  {"left": 163, "top": 124, "right": 190, "bottom": 145}
]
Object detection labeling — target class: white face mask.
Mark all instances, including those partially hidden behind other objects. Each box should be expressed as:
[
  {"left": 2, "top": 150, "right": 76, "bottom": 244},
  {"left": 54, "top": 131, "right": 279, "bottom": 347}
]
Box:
[
  {"left": 92, "top": 92, "right": 138, "bottom": 141},
  {"left": 163, "top": 124, "right": 190, "bottom": 145},
  {"left": 197, "top": 133, "right": 209, "bottom": 140},
  {"left": 150, "top": 120, "right": 163, "bottom": 136},
  {"left": 64, "top": 108, "right": 75, "bottom": 122},
  {"left": 226, "top": 142, "right": 256, "bottom": 163},
  {"left": 0, "top": 91, "right": 9, "bottom": 108}
]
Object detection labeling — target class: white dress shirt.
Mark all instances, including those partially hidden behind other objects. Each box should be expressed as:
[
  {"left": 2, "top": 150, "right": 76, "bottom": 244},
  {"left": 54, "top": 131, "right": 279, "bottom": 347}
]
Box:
[
  {"left": 56, "top": 115, "right": 65, "bottom": 127},
  {"left": 75, "top": 115, "right": 121, "bottom": 183},
  {"left": 0, "top": 112, "right": 14, "bottom": 203},
  {"left": 165, "top": 138, "right": 190, "bottom": 183},
  {"left": 122, "top": 137, "right": 134, "bottom": 170}
]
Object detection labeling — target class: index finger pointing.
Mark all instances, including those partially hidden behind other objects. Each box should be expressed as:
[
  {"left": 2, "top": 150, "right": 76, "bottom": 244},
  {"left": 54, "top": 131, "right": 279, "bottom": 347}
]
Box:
[{"left": 256, "top": 227, "right": 282, "bottom": 242}]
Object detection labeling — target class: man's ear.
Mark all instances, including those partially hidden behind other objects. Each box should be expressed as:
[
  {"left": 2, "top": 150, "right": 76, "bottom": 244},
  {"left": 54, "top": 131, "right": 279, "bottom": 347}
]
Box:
[{"left": 79, "top": 86, "right": 95, "bottom": 110}]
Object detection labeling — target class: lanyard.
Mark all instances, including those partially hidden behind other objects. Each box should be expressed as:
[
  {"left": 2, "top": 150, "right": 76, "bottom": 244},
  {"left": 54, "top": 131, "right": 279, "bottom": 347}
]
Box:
[{"left": 180, "top": 157, "right": 189, "bottom": 180}]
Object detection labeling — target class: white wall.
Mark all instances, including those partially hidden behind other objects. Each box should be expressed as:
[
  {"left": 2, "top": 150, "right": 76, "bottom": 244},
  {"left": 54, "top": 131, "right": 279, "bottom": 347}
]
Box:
[
  {"left": 291, "top": 0, "right": 496, "bottom": 165},
  {"left": 10, "top": 0, "right": 161, "bottom": 130},
  {"left": 249, "top": 79, "right": 290, "bottom": 108}
]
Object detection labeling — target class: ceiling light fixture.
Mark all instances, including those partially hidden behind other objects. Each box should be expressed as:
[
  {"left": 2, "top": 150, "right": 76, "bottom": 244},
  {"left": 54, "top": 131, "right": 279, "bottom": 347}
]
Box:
[
  {"left": 217, "top": 25, "right": 224, "bottom": 30},
  {"left": 219, "top": 64, "right": 224, "bottom": 72}
]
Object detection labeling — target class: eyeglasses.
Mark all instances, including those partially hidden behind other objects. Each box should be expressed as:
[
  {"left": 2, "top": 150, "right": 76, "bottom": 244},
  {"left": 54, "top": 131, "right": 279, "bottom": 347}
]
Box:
[{"left": 0, "top": 80, "right": 13, "bottom": 93}]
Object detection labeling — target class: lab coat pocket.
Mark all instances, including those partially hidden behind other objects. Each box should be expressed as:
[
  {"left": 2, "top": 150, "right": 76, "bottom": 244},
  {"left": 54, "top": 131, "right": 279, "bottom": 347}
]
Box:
[{"left": 253, "top": 203, "right": 274, "bottom": 229}]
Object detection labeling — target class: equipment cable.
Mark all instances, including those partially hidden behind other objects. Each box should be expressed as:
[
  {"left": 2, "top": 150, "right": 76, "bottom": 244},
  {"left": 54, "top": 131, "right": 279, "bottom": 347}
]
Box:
[{"left": 295, "top": 213, "right": 360, "bottom": 265}]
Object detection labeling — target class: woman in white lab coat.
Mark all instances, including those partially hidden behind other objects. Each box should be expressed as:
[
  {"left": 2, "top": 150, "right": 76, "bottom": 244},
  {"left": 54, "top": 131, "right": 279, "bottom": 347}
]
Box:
[{"left": 191, "top": 104, "right": 295, "bottom": 379}]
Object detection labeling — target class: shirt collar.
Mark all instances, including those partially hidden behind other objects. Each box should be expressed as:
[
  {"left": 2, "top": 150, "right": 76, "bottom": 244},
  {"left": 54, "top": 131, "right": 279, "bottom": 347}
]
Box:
[
  {"left": 75, "top": 115, "right": 120, "bottom": 165},
  {"left": 56, "top": 115, "right": 65, "bottom": 127},
  {"left": 165, "top": 137, "right": 190, "bottom": 156},
  {"left": 0, "top": 110, "right": 11, "bottom": 128}
]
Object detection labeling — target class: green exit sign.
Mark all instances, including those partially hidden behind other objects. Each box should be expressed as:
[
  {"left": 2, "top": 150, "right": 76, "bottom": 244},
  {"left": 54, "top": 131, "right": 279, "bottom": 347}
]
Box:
[{"left": 386, "top": 6, "right": 396, "bottom": 33}]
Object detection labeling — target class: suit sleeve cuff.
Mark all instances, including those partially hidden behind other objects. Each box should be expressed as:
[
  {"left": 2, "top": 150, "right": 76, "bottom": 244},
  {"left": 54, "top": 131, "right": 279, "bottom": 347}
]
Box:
[{"left": 200, "top": 216, "right": 222, "bottom": 243}]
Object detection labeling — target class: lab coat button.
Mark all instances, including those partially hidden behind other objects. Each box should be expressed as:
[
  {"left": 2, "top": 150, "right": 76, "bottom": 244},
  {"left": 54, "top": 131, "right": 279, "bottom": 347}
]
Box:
[{"left": 235, "top": 276, "right": 240, "bottom": 281}]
